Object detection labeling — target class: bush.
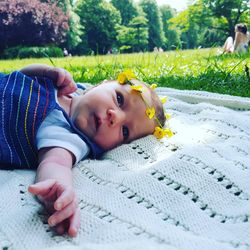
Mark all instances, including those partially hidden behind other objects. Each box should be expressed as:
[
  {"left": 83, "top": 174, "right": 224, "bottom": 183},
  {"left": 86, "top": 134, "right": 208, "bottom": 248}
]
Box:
[
  {"left": 3, "top": 46, "right": 63, "bottom": 59},
  {"left": 2, "top": 46, "right": 22, "bottom": 59},
  {"left": 0, "top": 0, "right": 69, "bottom": 53}
]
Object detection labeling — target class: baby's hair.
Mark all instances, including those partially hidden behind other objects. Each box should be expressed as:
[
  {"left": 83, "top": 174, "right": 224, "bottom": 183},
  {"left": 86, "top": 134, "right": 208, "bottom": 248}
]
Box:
[
  {"left": 236, "top": 23, "right": 248, "bottom": 34},
  {"left": 130, "top": 79, "right": 166, "bottom": 128}
]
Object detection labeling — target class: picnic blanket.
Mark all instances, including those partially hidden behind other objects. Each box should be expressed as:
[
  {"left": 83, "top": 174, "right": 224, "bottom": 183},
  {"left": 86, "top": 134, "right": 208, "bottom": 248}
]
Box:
[{"left": 0, "top": 87, "right": 250, "bottom": 250}]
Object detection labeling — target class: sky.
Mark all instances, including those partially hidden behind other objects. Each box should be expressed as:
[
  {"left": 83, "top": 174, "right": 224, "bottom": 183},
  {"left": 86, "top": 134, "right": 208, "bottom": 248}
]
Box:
[{"left": 155, "top": 0, "right": 189, "bottom": 12}]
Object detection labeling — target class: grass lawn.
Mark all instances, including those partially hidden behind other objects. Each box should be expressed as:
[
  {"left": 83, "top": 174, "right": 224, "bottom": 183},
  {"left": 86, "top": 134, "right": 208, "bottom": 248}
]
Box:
[{"left": 0, "top": 48, "right": 249, "bottom": 97}]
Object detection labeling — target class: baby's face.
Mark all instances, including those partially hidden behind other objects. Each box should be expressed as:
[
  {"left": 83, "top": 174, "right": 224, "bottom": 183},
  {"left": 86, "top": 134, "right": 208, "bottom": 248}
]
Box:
[{"left": 70, "top": 81, "right": 156, "bottom": 150}]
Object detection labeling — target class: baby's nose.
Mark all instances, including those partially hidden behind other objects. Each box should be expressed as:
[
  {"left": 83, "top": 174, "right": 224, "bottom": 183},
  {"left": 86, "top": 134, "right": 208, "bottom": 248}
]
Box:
[{"left": 107, "top": 109, "right": 124, "bottom": 126}]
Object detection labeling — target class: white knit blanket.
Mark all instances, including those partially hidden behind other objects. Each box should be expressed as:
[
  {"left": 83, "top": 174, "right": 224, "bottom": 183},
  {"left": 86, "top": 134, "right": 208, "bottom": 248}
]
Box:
[{"left": 1, "top": 88, "right": 250, "bottom": 250}]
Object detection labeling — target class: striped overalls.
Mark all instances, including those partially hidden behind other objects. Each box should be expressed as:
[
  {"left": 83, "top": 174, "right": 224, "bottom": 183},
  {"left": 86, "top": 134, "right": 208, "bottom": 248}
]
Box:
[{"left": 0, "top": 71, "right": 103, "bottom": 169}]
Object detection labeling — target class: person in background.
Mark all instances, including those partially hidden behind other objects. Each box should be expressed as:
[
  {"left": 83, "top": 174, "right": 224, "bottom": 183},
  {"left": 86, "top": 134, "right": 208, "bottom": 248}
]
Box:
[
  {"left": 63, "top": 48, "right": 69, "bottom": 57},
  {"left": 223, "top": 23, "right": 250, "bottom": 53}
]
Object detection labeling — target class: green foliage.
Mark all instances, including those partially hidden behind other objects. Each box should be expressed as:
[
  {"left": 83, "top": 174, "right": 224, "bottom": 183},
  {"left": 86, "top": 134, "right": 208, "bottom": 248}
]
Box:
[
  {"left": 111, "top": 0, "right": 138, "bottom": 25},
  {"left": 203, "top": 0, "right": 250, "bottom": 36},
  {"left": 116, "top": 15, "right": 149, "bottom": 52},
  {"left": 1, "top": 49, "right": 249, "bottom": 97},
  {"left": 1, "top": 0, "right": 249, "bottom": 56},
  {"left": 3, "top": 46, "right": 63, "bottom": 59},
  {"left": 129, "top": 16, "right": 149, "bottom": 51},
  {"left": 169, "top": 9, "right": 189, "bottom": 32},
  {"left": 159, "top": 5, "right": 181, "bottom": 50},
  {"left": 169, "top": 1, "right": 226, "bottom": 49},
  {"left": 116, "top": 26, "right": 135, "bottom": 52},
  {"left": 168, "top": 10, "right": 198, "bottom": 49},
  {"left": 76, "top": 0, "right": 121, "bottom": 54},
  {"left": 139, "top": 0, "right": 165, "bottom": 51},
  {"left": 2, "top": 46, "right": 22, "bottom": 59},
  {"left": 64, "top": 10, "right": 83, "bottom": 51},
  {"left": 54, "top": 0, "right": 83, "bottom": 52}
]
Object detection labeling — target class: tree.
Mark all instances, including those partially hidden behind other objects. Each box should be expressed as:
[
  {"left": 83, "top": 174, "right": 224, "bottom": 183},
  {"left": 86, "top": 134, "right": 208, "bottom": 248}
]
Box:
[
  {"left": 111, "top": 0, "right": 138, "bottom": 26},
  {"left": 187, "top": 0, "right": 225, "bottom": 47},
  {"left": 76, "top": 0, "right": 121, "bottom": 54},
  {"left": 64, "top": 10, "right": 83, "bottom": 52},
  {"left": 129, "top": 16, "right": 149, "bottom": 51},
  {"left": 116, "top": 26, "right": 136, "bottom": 52},
  {"left": 139, "top": 0, "right": 165, "bottom": 51},
  {"left": 0, "top": 0, "right": 69, "bottom": 53},
  {"left": 43, "top": 0, "right": 83, "bottom": 51},
  {"left": 169, "top": 9, "right": 198, "bottom": 49},
  {"left": 169, "top": 1, "right": 226, "bottom": 49},
  {"left": 203, "top": 0, "right": 250, "bottom": 37},
  {"left": 116, "top": 15, "right": 148, "bottom": 52},
  {"left": 160, "top": 5, "right": 181, "bottom": 50}
]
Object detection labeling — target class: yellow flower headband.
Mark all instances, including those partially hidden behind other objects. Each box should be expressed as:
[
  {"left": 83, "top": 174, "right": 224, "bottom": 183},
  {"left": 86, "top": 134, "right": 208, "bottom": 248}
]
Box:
[{"left": 117, "top": 70, "right": 173, "bottom": 139}]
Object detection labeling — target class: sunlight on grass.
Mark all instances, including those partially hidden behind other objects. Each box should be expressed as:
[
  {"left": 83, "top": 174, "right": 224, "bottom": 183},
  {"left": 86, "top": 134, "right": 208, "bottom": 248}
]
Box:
[{"left": 0, "top": 48, "right": 249, "bottom": 97}]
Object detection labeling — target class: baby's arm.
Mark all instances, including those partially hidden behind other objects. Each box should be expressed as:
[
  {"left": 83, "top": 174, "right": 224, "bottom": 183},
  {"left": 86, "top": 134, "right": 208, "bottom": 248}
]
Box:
[
  {"left": 28, "top": 147, "right": 80, "bottom": 237},
  {"left": 20, "top": 64, "right": 77, "bottom": 95}
]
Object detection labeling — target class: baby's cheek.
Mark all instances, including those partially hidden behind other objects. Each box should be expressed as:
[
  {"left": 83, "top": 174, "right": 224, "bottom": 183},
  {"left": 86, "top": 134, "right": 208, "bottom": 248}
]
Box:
[
  {"left": 94, "top": 129, "right": 121, "bottom": 150},
  {"left": 74, "top": 115, "right": 90, "bottom": 136}
]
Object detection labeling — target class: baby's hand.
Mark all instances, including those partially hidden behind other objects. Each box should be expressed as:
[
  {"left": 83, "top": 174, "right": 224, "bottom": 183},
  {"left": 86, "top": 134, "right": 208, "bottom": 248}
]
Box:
[
  {"left": 28, "top": 179, "right": 80, "bottom": 237},
  {"left": 45, "top": 67, "right": 77, "bottom": 96}
]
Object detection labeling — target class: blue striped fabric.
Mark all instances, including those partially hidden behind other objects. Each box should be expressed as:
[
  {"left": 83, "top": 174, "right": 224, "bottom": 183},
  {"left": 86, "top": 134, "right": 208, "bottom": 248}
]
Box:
[{"left": 0, "top": 71, "right": 104, "bottom": 169}]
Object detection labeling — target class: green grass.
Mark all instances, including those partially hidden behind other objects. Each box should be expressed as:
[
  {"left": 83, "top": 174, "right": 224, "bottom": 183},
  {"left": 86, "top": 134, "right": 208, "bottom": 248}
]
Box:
[{"left": 0, "top": 48, "right": 249, "bottom": 97}]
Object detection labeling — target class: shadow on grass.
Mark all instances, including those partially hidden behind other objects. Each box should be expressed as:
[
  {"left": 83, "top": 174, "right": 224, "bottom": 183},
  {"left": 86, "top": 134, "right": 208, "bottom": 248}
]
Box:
[
  {"left": 157, "top": 71, "right": 250, "bottom": 98},
  {"left": 207, "top": 52, "right": 250, "bottom": 61}
]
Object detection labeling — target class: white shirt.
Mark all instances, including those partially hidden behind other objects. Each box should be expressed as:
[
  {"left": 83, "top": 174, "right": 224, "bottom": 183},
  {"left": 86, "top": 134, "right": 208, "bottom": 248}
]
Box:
[{"left": 36, "top": 91, "right": 89, "bottom": 164}]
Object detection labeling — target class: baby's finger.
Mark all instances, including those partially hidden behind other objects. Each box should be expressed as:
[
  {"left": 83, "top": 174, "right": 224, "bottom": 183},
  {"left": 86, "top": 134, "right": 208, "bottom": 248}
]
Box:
[
  {"left": 48, "top": 199, "right": 77, "bottom": 227},
  {"left": 58, "top": 76, "right": 76, "bottom": 96},
  {"left": 55, "top": 68, "right": 67, "bottom": 86},
  {"left": 55, "top": 221, "right": 68, "bottom": 235},
  {"left": 58, "top": 82, "right": 77, "bottom": 95},
  {"left": 54, "top": 188, "right": 75, "bottom": 211},
  {"left": 28, "top": 179, "right": 56, "bottom": 196},
  {"left": 53, "top": 68, "right": 73, "bottom": 87},
  {"left": 68, "top": 207, "right": 81, "bottom": 237}
]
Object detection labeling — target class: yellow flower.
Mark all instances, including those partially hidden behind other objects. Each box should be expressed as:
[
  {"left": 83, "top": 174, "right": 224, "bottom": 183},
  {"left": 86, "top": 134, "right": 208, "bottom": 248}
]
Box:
[
  {"left": 153, "top": 127, "right": 173, "bottom": 139},
  {"left": 150, "top": 83, "right": 157, "bottom": 90},
  {"left": 146, "top": 107, "right": 155, "bottom": 119},
  {"left": 130, "top": 85, "right": 142, "bottom": 92},
  {"left": 123, "top": 69, "right": 136, "bottom": 80},
  {"left": 117, "top": 70, "right": 136, "bottom": 84},
  {"left": 160, "top": 96, "right": 167, "bottom": 104},
  {"left": 163, "top": 128, "right": 174, "bottom": 138},
  {"left": 117, "top": 72, "right": 127, "bottom": 84},
  {"left": 153, "top": 127, "right": 165, "bottom": 139},
  {"left": 165, "top": 113, "right": 171, "bottom": 120}
]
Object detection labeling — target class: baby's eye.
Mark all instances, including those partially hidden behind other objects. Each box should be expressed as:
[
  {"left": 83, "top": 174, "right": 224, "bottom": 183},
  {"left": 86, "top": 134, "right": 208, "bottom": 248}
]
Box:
[
  {"left": 122, "top": 125, "right": 129, "bottom": 141},
  {"left": 116, "top": 92, "right": 124, "bottom": 107}
]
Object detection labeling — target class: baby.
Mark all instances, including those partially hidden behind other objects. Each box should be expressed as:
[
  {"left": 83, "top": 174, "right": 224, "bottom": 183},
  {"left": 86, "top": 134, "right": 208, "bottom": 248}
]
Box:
[{"left": 0, "top": 64, "right": 168, "bottom": 237}]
